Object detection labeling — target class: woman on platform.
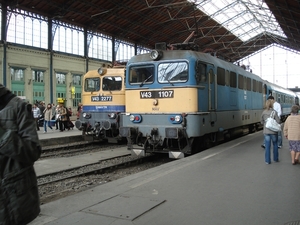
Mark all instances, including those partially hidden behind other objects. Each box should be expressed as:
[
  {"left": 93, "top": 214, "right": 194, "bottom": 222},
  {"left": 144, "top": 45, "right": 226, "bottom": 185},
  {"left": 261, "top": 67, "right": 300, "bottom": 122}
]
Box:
[
  {"left": 283, "top": 105, "right": 300, "bottom": 165},
  {"left": 43, "top": 103, "right": 53, "bottom": 133},
  {"left": 261, "top": 99, "right": 281, "bottom": 164}
]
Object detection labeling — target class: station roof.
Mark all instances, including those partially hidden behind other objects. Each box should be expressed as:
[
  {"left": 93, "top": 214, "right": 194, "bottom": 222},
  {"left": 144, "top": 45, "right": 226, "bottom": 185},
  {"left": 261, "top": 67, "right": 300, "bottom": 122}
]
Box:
[{"left": 2, "top": 0, "right": 300, "bottom": 62}]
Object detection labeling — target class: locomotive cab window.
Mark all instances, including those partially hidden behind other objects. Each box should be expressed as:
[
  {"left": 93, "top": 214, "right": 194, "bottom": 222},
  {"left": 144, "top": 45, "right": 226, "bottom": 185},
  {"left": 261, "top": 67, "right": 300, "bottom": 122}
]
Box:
[
  {"left": 129, "top": 65, "right": 154, "bottom": 85},
  {"left": 103, "top": 76, "right": 122, "bottom": 91},
  {"left": 158, "top": 62, "right": 188, "bottom": 83},
  {"left": 84, "top": 78, "right": 100, "bottom": 92}
]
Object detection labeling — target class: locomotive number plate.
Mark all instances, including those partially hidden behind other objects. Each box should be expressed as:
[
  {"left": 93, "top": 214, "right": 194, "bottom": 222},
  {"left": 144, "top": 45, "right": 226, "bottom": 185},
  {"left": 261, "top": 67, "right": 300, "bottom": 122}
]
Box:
[
  {"left": 140, "top": 90, "right": 174, "bottom": 99},
  {"left": 91, "top": 96, "right": 112, "bottom": 101}
]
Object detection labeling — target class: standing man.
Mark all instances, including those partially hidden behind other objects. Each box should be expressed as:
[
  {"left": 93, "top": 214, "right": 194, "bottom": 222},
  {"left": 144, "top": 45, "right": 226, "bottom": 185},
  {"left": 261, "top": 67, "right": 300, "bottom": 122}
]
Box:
[
  {"left": 261, "top": 95, "right": 282, "bottom": 148},
  {"left": 0, "top": 84, "right": 41, "bottom": 225},
  {"left": 270, "top": 95, "right": 283, "bottom": 148}
]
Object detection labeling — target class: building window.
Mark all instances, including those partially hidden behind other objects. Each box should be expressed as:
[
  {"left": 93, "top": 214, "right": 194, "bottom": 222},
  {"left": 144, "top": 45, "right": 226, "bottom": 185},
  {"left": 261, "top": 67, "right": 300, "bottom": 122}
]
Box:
[
  {"left": 73, "top": 92, "right": 81, "bottom": 108},
  {"left": 32, "top": 70, "right": 44, "bottom": 82},
  {"left": 12, "top": 90, "right": 24, "bottom": 96},
  {"left": 72, "top": 74, "right": 82, "bottom": 86},
  {"left": 11, "top": 68, "right": 24, "bottom": 81},
  {"left": 33, "top": 91, "right": 44, "bottom": 97},
  {"left": 56, "top": 72, "right": 66, "bottom": 84},
  {"left": 57, "top": 92, "right": 66, "bottom": 98}
]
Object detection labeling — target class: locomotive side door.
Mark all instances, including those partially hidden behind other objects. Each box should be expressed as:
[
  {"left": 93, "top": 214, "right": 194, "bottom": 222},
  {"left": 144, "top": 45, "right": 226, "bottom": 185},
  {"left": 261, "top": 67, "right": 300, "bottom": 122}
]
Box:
[
  {"left": 207, "top": 66, "right": 215, "bottom": 111},
  {"left": 196, "top": 61, "right": 215, "bottom": 112}
]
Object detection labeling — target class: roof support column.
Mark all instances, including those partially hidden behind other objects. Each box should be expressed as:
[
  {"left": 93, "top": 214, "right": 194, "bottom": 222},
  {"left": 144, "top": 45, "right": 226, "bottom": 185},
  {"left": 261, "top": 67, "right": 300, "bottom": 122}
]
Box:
[
  {"left": 1, "top": 3, "right": 7, "bottom": 85},
  {"left": 48, "top": 19, "right": 54, "bottom": 103},
  {"left": 84, "top": 28, "right": 89, "bottom": 72}
]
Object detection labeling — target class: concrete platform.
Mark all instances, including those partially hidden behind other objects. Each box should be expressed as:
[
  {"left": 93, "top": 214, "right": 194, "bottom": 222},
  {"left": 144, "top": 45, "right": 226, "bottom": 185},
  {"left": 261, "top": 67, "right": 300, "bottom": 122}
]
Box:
[
  {"left": 37, "top": 123, "right": 84, "bottom": 147},
  {"left": 29, "top": 131, "right": 300, "bottom": 225}
]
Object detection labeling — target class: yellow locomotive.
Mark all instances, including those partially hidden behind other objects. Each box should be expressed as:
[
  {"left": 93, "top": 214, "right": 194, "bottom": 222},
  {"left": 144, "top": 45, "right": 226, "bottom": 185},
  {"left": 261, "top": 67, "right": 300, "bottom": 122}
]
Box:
[{"left": 75, "top": 67, "right": 125, "bottom": 142}]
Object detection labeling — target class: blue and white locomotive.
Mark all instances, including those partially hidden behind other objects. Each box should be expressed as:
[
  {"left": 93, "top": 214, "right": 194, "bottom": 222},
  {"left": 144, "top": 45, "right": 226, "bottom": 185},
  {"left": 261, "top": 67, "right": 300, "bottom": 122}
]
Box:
[
  {"left": 119, "top": 43, "right": 298, "bottom": 158},
  {"left": 75, "top": 67, "right": 125, "bottom": 142}
]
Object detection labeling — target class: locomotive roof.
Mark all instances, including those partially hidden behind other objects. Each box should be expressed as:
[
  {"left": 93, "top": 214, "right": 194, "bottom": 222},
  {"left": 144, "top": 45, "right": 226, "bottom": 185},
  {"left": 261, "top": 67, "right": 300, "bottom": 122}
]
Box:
[{"left": 3, "top": 0, "right": 300, "bottom": 62}]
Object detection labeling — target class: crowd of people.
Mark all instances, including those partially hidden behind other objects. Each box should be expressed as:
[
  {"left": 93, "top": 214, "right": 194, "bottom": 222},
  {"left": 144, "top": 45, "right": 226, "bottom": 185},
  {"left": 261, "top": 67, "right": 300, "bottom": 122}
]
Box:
[{"left": 33, "top": 101, "right": 76, "bottom": 133}]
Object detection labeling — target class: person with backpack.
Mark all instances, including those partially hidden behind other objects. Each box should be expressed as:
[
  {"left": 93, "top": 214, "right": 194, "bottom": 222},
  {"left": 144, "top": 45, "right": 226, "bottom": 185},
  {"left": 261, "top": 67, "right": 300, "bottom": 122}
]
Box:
[
  {"left": 58, "top": 103, "right": 68, "bottom": 131},
  {"left": 0, "top": 83, "right": 41, "bottom": 225},
  {"left": 66, "top": 107, "right": 74, "bottom": 130}
]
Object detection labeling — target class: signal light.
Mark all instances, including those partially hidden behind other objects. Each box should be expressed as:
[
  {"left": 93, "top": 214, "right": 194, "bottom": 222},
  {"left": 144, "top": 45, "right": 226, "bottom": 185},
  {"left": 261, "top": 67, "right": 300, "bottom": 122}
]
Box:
[
  {"left": 129, "top": 114, "right": 142, "bottom": 123},
  {"left": 168, "top": 115, "right": 182, "bottom": 124}
]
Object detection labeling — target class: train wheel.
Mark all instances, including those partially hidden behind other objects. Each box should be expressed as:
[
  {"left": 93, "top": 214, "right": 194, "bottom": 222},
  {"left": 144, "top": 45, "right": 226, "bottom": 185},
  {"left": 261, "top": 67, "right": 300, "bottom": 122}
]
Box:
[
  {"left": 249, "top": 124, "right": 256, "bottom": 133},
  {"left": 143, "top": 138, "right": 154, "bottom": 153}
]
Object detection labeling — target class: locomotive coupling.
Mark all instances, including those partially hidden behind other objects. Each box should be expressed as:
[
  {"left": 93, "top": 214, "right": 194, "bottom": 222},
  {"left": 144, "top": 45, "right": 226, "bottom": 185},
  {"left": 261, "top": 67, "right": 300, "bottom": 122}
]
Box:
[{"left": 150, "top": 128, "right": 158, "bottom": 136}]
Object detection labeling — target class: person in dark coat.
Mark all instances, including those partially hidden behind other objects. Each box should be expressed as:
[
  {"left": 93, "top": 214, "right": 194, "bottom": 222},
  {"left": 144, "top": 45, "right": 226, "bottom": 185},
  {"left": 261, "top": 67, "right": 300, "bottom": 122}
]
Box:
[
  {"left": 0, "top": 84, "right": 41, "bottom": 225},
  {"left": 58, "top": 103, "right": 68, "bottom": 131}
]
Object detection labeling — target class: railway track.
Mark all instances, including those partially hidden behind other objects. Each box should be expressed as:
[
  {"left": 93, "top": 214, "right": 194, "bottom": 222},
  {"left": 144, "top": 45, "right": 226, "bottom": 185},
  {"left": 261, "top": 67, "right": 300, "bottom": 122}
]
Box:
[
  {"left": 40, "top": 141, "right": 124, "bottom": 159},
  {"left": 38, "top": 154, "right": 171, "bottom": 204}
]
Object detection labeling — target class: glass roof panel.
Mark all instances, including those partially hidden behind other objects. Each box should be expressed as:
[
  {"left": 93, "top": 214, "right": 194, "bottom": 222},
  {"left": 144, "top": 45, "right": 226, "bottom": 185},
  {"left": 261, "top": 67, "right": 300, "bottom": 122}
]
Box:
[{"left": 189, "top": 0, "right": 286, "bottom": 42}]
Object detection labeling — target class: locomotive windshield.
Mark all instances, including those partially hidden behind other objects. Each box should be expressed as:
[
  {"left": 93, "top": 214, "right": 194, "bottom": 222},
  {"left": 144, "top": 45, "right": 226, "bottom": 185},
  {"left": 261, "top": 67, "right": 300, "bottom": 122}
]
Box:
[
  {"left": 103, "top": 76, "right": 122, "bottom": 91},
  {"left": 158, "top": 62, "right": 188, "bottom": 83},
  {"left": 129, "top": 65, "right": 154, "bottom": 85},
  {"left": 84, "top": 78, "right": 100, "bottom": 92}
]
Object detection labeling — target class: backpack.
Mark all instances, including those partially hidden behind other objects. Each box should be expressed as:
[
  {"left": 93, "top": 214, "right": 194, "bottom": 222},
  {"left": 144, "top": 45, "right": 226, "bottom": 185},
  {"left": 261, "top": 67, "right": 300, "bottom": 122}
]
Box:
[
  {"left": 65, "top": 107, "right": 72, "bottom": 117},
  {"left": 0, "top": 92, "right": 33, "bottom": 118},
  {"left": 0, "top": 92, "right": 16, "bottom": 110}
]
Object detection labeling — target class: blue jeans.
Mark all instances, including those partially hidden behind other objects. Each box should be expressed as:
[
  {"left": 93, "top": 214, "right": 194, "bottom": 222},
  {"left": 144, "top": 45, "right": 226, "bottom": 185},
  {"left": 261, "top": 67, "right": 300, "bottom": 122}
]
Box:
[
  {"left": 264, "top": 134, "right": 278, "bottom": 163},
  {"left": 263, "top": 131, "right": 282, "bottom": 147},
  {"left": 44, "top": 120, "right": 53, "bottom": 132}
]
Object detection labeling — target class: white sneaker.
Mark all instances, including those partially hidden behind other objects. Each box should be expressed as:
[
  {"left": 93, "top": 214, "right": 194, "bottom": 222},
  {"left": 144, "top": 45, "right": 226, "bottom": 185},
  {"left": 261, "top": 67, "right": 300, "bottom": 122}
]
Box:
[{"left": 43, "top": 131, "right": 47, "bottom": 133}]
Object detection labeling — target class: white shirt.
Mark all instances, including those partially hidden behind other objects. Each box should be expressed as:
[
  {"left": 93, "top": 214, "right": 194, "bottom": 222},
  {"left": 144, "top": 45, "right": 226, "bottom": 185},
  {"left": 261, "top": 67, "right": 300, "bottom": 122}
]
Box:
[
  {"left": 273, "top": 101, "right": 282, "bottom": 117},
  {"left": 32, "top": 107, "right": 40, "bottom": 118}
]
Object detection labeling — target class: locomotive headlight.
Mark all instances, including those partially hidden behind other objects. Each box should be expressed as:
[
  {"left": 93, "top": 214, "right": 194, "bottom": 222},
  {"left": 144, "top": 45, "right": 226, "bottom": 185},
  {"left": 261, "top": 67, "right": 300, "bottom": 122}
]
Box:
[
  {"left": 129, "top": 115, "right": 135, "bottom": 121},
  {"left": 97, "top": 67, "right": 107, "bottom": 75},
  {"left": 83, "top": 113, "right": 91, "bottom": 119},
  {"left": 129, "top": 114, "right": 142, "bottom": 123},
  {"left": 150, "top": 50, "right": 162, "bottom": 60},
  {"left": 174, "top": 115, "right": 181, "bottom": 122},
  {"left": 108, "top": 113, "right": 116, "bottom": 119},
  {"left": 169, "top": 115, "right": 182, "bottom": 124}
]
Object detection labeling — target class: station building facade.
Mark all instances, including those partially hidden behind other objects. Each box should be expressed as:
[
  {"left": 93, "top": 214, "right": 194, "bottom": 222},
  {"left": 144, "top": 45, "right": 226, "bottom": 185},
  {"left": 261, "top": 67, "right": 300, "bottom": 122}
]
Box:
[{"left": 0, "top": 43, "right": 110, "bottom": 112}]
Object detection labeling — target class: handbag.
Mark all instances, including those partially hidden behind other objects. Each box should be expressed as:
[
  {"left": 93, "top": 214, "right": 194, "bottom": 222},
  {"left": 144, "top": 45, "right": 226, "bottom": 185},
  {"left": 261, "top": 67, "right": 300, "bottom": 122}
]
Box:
[{"left": 265, "top": 111, "right": 281, "bottom": 132}]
